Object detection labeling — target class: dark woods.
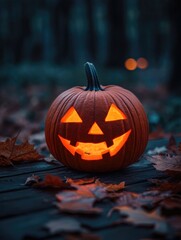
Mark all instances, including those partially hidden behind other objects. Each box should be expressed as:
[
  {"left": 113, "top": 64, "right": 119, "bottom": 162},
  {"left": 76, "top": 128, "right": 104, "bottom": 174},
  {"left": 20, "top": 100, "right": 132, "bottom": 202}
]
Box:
[{"left": 0, "top": 0, "right": 181, "bottom": 95}]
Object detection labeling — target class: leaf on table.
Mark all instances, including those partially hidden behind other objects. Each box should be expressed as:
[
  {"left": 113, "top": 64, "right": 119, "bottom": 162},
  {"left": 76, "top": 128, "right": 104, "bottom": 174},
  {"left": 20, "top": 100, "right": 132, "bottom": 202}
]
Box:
[
  {"left": 45, "top": 217, "right": 85, "bottom": 234},
  {"left": 109, "top": 206, "right": 169, "bottom": 235},
  {"left": 94, "top": 179, "right": 125, "bottom": 192},
  {"left": 56, "top": 198, "right": 102, "bottom": 215},
  {"left": 34, "top": 174, "right": 73, "bottom": 189},
  {"left": 149, "top": 179, "right": 181, "bottom": 193},
  {"left": 112, "top": 191, "right": 167, "bottom": 211},
  {"left": 56, "top": 178, "right": 126, "bottom": 215},
  {"left": 147, "top": 136, "right": 181, "bottom": 178},
  {"left": 147, "top": 154, "right": 181, "bottom": 175},
  {"left": 24, "top": 174, "right": 40, "bottom": 186},
  {"left": 56, "top": 185, "right": 103, "bottom": 215},
  {"left": 160, "top": 196, "right": 181, "bottom": 210},
  {"left": 0, "top": 136, "right": 43, "bottom": 166},
  {"left": 66, "top": 177, "right": 96, "bottom": 185},
  {"left": 66, "top": 233, "right": 102, "bottom": 240},
  {"left": 167, "top": 135, "right": 181, "bottom": 155},
  {"left": 71, "top": 182, "right": 107, "bottom": 200}
]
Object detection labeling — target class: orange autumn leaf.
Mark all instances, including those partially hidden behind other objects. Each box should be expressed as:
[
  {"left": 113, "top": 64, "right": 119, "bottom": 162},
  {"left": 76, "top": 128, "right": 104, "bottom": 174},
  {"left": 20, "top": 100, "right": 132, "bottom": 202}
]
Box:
[
  {"left": 0, "top": 136, "right": 43, "bottom": 166},
  {"left": 34, "top": 174, "right": 73, "bottom": 189},
  {"left": 56, "top": 198, "right": 102, "bottom": 215},
  {"left": 66, "top": 177, "right": 96, "bottom": 185},
  {"left": 95, "top": 179, "right": 125, "bottom": 192},
  {"left": 109, "top": 206, "right": 169, "bottom": 235}
]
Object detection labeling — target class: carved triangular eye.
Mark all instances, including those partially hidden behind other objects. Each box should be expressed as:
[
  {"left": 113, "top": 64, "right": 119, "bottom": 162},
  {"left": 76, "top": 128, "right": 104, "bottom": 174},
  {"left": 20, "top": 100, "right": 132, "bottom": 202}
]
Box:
[
  {"left": 61, "top": 107, "right": 82, "bottom": 123},
  {"left": 105, "top": 104, "right": 126, "bottom": 121}
]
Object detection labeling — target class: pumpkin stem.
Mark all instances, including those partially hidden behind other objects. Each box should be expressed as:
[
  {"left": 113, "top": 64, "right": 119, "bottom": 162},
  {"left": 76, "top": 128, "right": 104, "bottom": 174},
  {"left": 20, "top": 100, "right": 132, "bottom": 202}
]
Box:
[{"left": 84, "top": 62, "right": 104, "bottom": 91}]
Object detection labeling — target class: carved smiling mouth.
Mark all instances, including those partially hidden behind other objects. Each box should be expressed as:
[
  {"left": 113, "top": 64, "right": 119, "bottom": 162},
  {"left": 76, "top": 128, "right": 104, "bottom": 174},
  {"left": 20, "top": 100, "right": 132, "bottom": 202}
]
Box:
[{"left": 58, "top": 129, "right": 131, "bottom": 161}]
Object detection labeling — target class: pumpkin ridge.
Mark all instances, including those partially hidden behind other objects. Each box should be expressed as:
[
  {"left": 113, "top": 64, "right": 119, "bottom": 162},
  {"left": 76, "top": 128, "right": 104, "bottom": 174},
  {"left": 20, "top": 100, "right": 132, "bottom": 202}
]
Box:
[
  {"left": 115, "top": 90, "right": 148, "bottom": 164},
  {"left": 107, "top": 90, "right": 132, "bottom": 167}
]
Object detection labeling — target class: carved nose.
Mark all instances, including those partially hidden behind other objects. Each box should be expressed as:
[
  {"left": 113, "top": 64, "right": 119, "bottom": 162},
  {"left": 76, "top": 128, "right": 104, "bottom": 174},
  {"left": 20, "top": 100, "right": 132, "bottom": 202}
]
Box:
[{"left": 88, "top": 122, "right": 104, "bottom": 135}]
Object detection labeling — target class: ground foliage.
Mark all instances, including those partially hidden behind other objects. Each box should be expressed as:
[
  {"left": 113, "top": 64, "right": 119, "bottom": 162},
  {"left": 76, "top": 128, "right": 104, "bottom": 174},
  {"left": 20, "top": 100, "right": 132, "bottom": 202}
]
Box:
[
  {"left": 0, "top": 84, "right": 181, "bottom": 239},
  {"left": 20, "top": 136, "right": 181, "bottom": 239}
]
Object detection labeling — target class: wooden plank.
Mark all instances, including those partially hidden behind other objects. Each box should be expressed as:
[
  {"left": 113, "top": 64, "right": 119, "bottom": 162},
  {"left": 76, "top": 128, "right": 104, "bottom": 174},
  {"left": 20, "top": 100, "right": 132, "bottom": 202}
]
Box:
[
  {"left": 0, "top": 163, "right": 164, "bottom": 193},
  {"left": 0, "top": 179, "right": 157, "bottom": 220},
  {"left": 0, "top": 161, "right": 63, "bottom": 178},
  {"left": 0, "top": 200, "right": 154, "bottom": 240},
  {"left": 0, "top": 138, "right": 175, "bottom": 240},
  {"left": 1, "top": 137, "right": 179, "bottom": 179}
]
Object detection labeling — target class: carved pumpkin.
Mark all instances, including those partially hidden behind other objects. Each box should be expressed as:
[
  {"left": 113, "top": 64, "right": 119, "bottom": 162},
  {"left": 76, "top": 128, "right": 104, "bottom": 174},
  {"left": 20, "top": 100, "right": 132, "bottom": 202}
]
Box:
[{"left": 45, "top": 62, "right": 149, "bottom": 172}]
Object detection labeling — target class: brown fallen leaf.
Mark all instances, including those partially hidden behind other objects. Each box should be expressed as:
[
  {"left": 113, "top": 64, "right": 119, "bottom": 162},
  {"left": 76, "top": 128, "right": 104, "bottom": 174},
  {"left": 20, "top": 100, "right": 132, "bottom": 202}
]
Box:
[
  {"left": 150, "top": 179, "right": 181, "bottom": 193},
  {"left": 109, "top": 206, "right": 169, "bottom": 235},
  {"left": 66, "top": 177, "right": 96, "bottom": 185},
  {"left": 45, "top": 217, "right": 85, "bottom": 234},
  {"left": 95, "top": 179, "right": 125, "bottom": 192},
  {"left": 147, "top": 154, "right": 181, "bottom": 175},
  {"left": 71, "top": 183, "right": 107, "bottom": 200},
  {"left": 24, "top": 174, "right": 40, "bottom": 186},
  {"left": 56, "top": 178, "right": 126, "bottom": 215},
  {"left": 56, "top": 198, "right": 102, "bottom": 215},
  {"left": 160, "top": 196, "right": 181, "bottom": 210},
  {"left": 56, "top": 185, "right": 103, "bottom": 215},
  {"left": 34, "top": 174, "right": 73, "bottom": 189},
  {"left": 113, "top": 191, "right": 167, "bottom": 210},
  {"left": 0, "top": 136, "right": 43, "bottom": 166},
  {"left": 167, "top": 135, "right": 181, "bottom": 155},
  {"left": 66, "top": 233, "right": 102, "bottom": 240}
]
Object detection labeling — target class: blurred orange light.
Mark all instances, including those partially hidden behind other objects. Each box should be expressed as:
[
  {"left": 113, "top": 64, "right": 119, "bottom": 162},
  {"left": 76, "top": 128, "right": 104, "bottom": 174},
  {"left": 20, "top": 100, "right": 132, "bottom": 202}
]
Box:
[
  {"left": 124, "top": 58, "right": 137, "bottom": 71},
  {"left": 137, "top": 58, "right": 148, "bottom": 69}
]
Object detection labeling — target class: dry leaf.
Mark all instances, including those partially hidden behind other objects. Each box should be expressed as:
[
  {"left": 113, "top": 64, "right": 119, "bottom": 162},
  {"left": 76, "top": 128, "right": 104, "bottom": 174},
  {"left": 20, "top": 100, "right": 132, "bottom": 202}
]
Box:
[
  {"left": 113, "top": 191, "right": 167, "bottom": 210},
  {"left": 0, "top": 136, "right": 43, "bottom": 166},
  {"left": 45, "top": 217, "right": 84, "bottom": 234},
  {"left": 56, "top": 198, "right": 102, "bottom": 215},
  {"left": 95, "top": 179, "right": 125, "bottom": 192},
  {"left": 160, "top": 196, "right": 181, "bottom": 210},
  {"left": 167, "top": 135, "right": 180, "bottom": 154},
  {"left": 150, "top": 179, "right": 181, "bottom": 193},
  {"left": 56, "top": 185, "right": 103, "bottom": 215},
  {"left": 24, "top": 174, "right": 40, "bottom": 186},
  {"left": 110, "top": 206, "right": 168, "bottom": 234},
  {"left": 147, "top": 154, "right": 181, "bottom": 175},
  {"left": 56, "top": 178, "right": 125, "bottom": 215},
  {"left": 66, "top": 177, "right": 96, "bottom": 185},
  {"left": 34, "top": 174, "right": 73, "bottom": 189}
]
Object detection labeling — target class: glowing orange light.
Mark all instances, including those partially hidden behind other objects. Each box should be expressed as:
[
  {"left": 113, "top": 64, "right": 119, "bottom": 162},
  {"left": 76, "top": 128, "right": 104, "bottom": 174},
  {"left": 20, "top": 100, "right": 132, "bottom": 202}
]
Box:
[
  {"left": 105, "top": 104, "right": 126, "bottom": 121},
  {"left": 124, "top": 58, "right": 137, "bottom": 71},
  {"left": 58, "top": 129, "right": 131, "bottom": 160},
  {"left": 88, "top": 122, "right": 104, "bottom": 135},
  {"left": 137, "top": 58, "right": 148, "bottom": 69},
  {"left": 61, "top": 107, "right": 82, "bottom": 123},
  {"left": 59, "top": 105, "right": 131, "bottom": 161}
]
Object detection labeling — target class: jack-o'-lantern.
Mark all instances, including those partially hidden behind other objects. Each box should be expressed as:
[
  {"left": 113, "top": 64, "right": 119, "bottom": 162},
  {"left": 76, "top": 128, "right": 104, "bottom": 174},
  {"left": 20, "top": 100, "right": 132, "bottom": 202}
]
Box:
[{"left": 45, "top": 62, "right": 149, "bottom": 172}]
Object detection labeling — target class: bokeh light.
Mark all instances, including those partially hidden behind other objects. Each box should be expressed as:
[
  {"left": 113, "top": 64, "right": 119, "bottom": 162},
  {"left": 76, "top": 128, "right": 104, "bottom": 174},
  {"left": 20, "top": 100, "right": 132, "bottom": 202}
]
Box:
[
  {"left": 137, "top": 57, "right": 148, "bottom": 69},
  {"left": 124, "top": 58, "right": 137, "bottom": 71}
]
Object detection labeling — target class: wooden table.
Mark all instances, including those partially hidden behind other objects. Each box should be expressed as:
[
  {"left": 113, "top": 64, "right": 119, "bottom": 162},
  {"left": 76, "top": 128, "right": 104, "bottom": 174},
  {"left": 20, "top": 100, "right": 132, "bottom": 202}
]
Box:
[{"left": 0, "top": 138, "right": 176, "bottom": 240}]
